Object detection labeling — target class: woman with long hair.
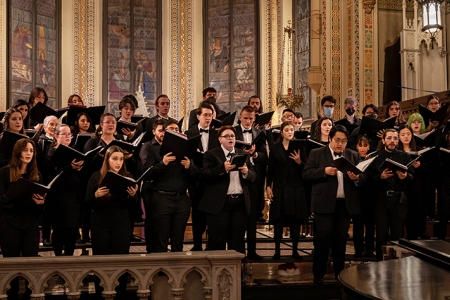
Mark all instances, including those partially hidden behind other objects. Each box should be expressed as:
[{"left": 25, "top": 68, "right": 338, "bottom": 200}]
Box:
[
  {"left": 67, "top": 94, "right": 84, "bottom": 106},
  {"left": 407, "top": 113, "right": 426, "bottom": 136},
  {"left": 266, "top": 121, "right": 308, "bottom": 260},
  {"left": 0, "top": 139, "right": 43, "bottom": 257},
  {"left": 46, "top": 125, "right": 84, "bottom": 256},
  {"left": 12, "top": 99, "right": 31, "bottom": 129},
  {"left": 313, "top": 117, "right": 333, "bottom": 143},
  {"left": 71, "top": 112, "right": 95, "bottom": 136},
  {"left": 398, "top": 124, "right": 428, "bottom": 240},
  {"left": 0, "top": 108, "right": 26, "bottom": 168},
  {"left": 85, "top": 145, "right": 138, "bottom": 296},
  {"left": 385, "top": 101, "right": 406, "bottom": 126},
  {"left": 27, "top": 87, "right": 48, "bottom": 108}
]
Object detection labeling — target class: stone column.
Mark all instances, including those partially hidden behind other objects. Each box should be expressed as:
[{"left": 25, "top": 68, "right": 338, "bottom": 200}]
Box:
[{"left": 171, "top": 288, "right": 184, "bottom": 300}]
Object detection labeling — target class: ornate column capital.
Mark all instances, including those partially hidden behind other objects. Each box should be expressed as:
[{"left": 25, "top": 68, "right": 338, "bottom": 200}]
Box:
[{"left": 362, "top": 0, "right": 376, "bottom": 13}]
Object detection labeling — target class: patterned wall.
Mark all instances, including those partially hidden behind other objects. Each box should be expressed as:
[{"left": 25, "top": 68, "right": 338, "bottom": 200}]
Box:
[
  {"left": 331, "top": 0, "right": 341, "bottom": 117},
  {"left": 294, "top": 0, "right": 311, "bottom": 119},
  {"left": 378, "top": 0, "right": 414, "bottom": 10},
  {"left": 354, "top": 0, "right": 360, "bottom": 102},
  {"left": 364, "top": 6, "right": 375, "bottom": 104}
]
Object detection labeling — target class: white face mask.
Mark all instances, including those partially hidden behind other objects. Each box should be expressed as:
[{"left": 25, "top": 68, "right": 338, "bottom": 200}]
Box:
[{"left": 324, "top": 107, "right": 334, "bottom": 117}]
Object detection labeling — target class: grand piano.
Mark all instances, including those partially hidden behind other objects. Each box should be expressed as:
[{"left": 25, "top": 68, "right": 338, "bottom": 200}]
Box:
[{"left": 339, "top": 239, "right": 450, "bottom": 300}]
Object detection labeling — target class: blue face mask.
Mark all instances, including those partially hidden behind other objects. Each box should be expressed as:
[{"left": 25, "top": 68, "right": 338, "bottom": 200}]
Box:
[{"left": 324, "top": 107, "right": 334, "bottom": 117}]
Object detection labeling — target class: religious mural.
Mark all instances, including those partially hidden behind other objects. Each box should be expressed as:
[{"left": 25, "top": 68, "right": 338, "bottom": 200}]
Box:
[
  {"left": 206, "top": 0, "right": 257, "bottom": 112},
  {"left": 10, "top": 0, "right": 58, "bottom": 107},
  {"left": 106, "top": 0, "right": 159, "bottom": 117}
]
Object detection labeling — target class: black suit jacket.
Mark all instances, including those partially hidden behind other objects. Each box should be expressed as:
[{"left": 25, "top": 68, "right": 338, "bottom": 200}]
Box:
[
  {"left": 185, "top": 126, "right": 220, "bottom": 153},
  {"left": 302, "top": 147, "right": 360, "bottom": 215},
  {"left": 267, "top": 143, "right": 306, "bottom": 188},
  {"left": 198, "top": 147, "right": 256, "bottom": 215},
  {"left": 234, "top": 125, "right": 268, "bottom": 165},
  {"left": 188, "top": 107, "right": 227, "bottom": 129}
]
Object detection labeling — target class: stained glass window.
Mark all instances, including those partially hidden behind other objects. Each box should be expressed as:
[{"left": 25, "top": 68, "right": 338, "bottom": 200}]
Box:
[
  {"left": 205, "top": 0, "right": 258, "bottom": 113},
  {"left": 105, "top": 0, "right": 160, "bottom": 117},
  {"left": 9, "top": 0, "right": 59, "bottom": 108}
]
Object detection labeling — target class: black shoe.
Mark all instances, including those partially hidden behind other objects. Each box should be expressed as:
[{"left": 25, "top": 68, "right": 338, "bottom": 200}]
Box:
[
  {"left": 353, "top": 252, "right": 363, "bottom": 258},
  {"left": 246, "top": 253, "right": 264, "bottom": 261},
  {"left": 364, "top": 251, "right": 375, "bottom": 257},
  {"left": 313, "top": 278, "right": 324, "bottom": 285},
  {"left": 272, "top": 253, "right": 281, "bottom": 260},
  {"left": 131, "top": 236, "right": 141, "bottom": 242},
  {"left": 76, "top": 238, "right": 86, "bottom": 244},
  {"left": 135, "top": 217, "right": 144, "bottom": 223},
  {"left": 43, "top": 239, "right": 51, "bottom": 247},
  {"left": 291, "top": 252, "right": 303, "bottom": 260}
]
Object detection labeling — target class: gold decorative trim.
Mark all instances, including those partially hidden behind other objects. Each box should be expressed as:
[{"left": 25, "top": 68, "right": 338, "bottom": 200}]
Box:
[
  {"left": 170, "top": 0, "right": 179, "bottom": 119},
  {"left": 180, "top": 0, "right": 186, "bottom": 120},
  {"left": 86, "top": 0, "right": 95, "bottom": 107},
  {"left": 0, "top": 0, "right": 4, "bottom": 111},
  {"left": 185, "top": 0, "right": 193, "bottom": 118},
  {"left": 264, "top": 1, "right": 272, "bottom": 112}
]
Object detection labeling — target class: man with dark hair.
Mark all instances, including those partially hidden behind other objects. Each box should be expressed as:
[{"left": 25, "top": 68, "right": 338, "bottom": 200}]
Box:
[
  {"left": 303, "top": 125, "right": 360, "bottom": 285},
  {"left": 235, "top": 105, "right": 268, "bottom": 260},
  {"left": 199, "top": 125, "right": 256, "bottom": 253},
  {"left": 309, "top": 95, "right": 337, "bottom": 136},
  {"left": 360, "top": 129, "right": 413, "bottom": 260},
  {"left": 142, "top": 94, "right": 177, "bottom": 143},
  {"left": 140, "top": 120, "right": 198, "bottom": 253},
  {"left": 248, "top": 95, "right": 263, "bottom": 114},
  {"left": 188, "top": 87, "right": 226, "bottom": 129},
  {"left": 293, "top": 112, "right": 303, "bottom": 128},
  {"left": 185, "top": 102, "right": 220, "bottom": 251}
]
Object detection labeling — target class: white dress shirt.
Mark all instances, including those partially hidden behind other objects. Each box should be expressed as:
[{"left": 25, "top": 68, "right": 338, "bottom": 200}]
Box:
[
  {"left": 221, "top": 145, "right": 244, "bottom": 195},
  {"left": 329, "top": 146, "right": 345, "bottom": 199},
  {"left": 198, "top": 125, "right": 210, "bottom": 152}
]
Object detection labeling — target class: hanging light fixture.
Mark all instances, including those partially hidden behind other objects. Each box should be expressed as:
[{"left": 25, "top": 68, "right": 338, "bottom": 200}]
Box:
[{"left": 417, "top": 0, "right": 444, "bottom": 39}]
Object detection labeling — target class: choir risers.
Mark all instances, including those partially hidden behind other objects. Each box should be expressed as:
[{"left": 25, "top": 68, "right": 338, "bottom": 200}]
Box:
[{"left": 0, "top": 250, "right": 244, "bottom": 300}]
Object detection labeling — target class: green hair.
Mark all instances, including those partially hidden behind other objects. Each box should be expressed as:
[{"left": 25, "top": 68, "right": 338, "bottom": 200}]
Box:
[{"left": 407, "top": 113, "right": 426, "bottom": 134}]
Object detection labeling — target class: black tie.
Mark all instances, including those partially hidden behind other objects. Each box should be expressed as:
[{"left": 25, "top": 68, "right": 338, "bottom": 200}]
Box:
[
  {"left": 333, "top": 151, "right": 343, "bottom": 157},
  {"left": 227, "top": 152, "right": 233, "bottom": 158},
  {"left": 200, "top": 128, "right": 209, "bottom": 133},
  {"left": 243, "top": 129, "right": 252, "bottom": 133}
]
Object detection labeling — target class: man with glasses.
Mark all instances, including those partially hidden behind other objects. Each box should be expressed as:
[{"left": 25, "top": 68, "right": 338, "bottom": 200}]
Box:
[
  {"left": 185, "top": 102, "right": 220, "bottom": 251},
  {"left": 198, "top": 126, "right": 256, "bottom": 254},
  {"left": 303, "top": 125, "right": 360, "bottom": 285},
  {"left": 188, "top": 87, "right": 227, "bottom": 129},
  {"left": 360, "top": 129, "right": 413, "bottom": 261},
  {"left": 309, "top": 95, "right": 337, "bottom": 137}
]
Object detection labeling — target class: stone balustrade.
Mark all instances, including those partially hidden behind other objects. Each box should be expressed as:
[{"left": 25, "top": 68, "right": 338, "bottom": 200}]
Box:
[{"left": 0, "top": 250, "right": 244, "bottom": 300}]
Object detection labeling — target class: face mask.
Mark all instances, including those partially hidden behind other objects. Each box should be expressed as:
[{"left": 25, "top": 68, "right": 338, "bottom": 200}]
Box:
[
  {"left": 204, "top": 97, "right": 217, "bottom": 105},
  {"left": 324, "top": 107, "right": 334, "bottom": 117},
  {"left": 345, "top": 108, "right": 355, "bottom": 116},
  {"left": 366, "top": 113, "right": 377, "bottom": 119}
]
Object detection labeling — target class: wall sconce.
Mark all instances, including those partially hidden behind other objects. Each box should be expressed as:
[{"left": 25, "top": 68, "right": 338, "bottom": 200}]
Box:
[{"left": 417, "top": 0, "right": 444, "bottom": 40}]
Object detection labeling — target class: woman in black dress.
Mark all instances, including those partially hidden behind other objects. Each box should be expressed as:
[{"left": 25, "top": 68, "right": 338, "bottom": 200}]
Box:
[
  {"left": 266, "top": 121, "right": 308, "bottom": 259},
  {"left": 46, "top": 124, "right": 84, "bottom": 255},
  {"left": 0, "top": 107, "right": 26, "bottom": 168}
]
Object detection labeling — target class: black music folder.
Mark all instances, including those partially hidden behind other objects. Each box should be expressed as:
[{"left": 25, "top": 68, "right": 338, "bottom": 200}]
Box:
[
  {"left": 229, "top": 153, "right": 248, "bottom": 171},
  {"left": 5, "top": 172, "right": 63, "bottom": 200},
  {"left": 0, "top": 131, "right": 32, "bottom": 155},
  {"left": 380, "top": 158, "right": 413, "bottom": 173},
  {"left": 99, "top": 132, "right": 145, "bottom": 155},
  {"left": 255, "top": 111, "right": 275, "bottom": 126},
  {"left": 334, "top": 119, "right": 359, "bottom": 134},
  {"left": 413, "top": 129, "right": 438, "bottom": 148},
  {"left": 159, "top": 130, "right": 201, "bottom": 160},
  {"left": 72, "top": 133, "right": 95, "bottom": 152},
  {"left": 99, "top": 167, "right": 152, "bottom": 195},
  {"left": 51, "top": 144, "right": 102, "bottom": 167},
  {"left": 66, "top": 105, "right": 106, "bottom": 126},
  {"left": 359, "top": 115, "right": 397, "bottom": 139},
  {"left": 30, "top": 102, "right": 61, "bottom": 124},
  {"left": 418, "top": 102, "right": 449, "bottom": 128},
  {"left": 116, "top": 120, "right": 139, "bottom": 133},
  {"left": 234, "top": 131, "right": 266, "bottom": 151},
  {"left": 220, "top": 111, "right": 237, "bottom": 126},
  {"left": 330, "top": 156, "right": 377, "bottom": 175}
]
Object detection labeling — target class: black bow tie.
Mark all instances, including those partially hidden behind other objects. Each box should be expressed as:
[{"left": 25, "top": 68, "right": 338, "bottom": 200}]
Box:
[
  {"left": 200, "top": 128, "right": 209, "bottom": 133},
  {"left": 227, "top": 152, "right": 234, "bottom": 158},
  {"left": 333, "top": 151, "right": 343, "bottom": 157},
  {"left": 243, "top": 129, "right": 252, "bottom": 133}
]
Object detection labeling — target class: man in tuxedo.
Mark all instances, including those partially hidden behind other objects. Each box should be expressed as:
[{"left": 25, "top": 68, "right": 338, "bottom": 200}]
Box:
[
  {"left": 142, "top": 94, "right": 177, "bottom": 143},
  {"left": 188, "top": 87, "right": 226, "bottom": 129},
  {"left": 235, "top": 105, "right": 267, "bottom": 260},
  {"left": 293, "top": 112, "right": 303, "bottom": 129},
  {"left": 185, "top": 102, "right": 220, "bottom": 251},
  {"left": 141, "top": 120, "right": 198, "bottom": 253},
  {"left": 303, "top": 125, "right": 360, "bottom": 285},
  {"left": 199, "top": 126, "right": 256, "bottom": 253},
  {"left": 309, "top": 95, "right": 337, "bottom": 136}
]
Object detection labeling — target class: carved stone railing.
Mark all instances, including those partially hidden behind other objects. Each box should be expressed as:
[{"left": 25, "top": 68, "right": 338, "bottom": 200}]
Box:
[{"left": 0, "top": 250, "right": 244, "bottom": 300}]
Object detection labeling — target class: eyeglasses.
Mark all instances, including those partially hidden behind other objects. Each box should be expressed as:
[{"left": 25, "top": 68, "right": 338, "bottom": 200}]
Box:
[
  {"left": 333, "top": 138, "right": 348, "bottom": 144},
  {"left": 220, "top": 134, "right": 236, "bottom": 139},
  {"left": 200, "top": 113, "right": 213, "bottom": 117},
  {"left": 385, "top": 136, "right": 398, "bottom": 140},
  {"left": 58, "top": 133, "right": 73, "bottom": 137},
  {"left": 283, "top": 114, "right": 294, "bottom": 119}
]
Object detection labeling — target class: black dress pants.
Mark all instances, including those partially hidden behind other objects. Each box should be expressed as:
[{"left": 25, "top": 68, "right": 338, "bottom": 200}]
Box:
[
  {"left": 313, "top": 199, "right": 351, "bottom": 279},
  {"left": 152, "top": 192, "right": 191, "bottom": 252},
  {"left": 375, "top": 192, "right": 407, "bottom": 261},
  {"left": 52, "top": 227, "right": 78, "bottom": 256},
  {"left": 206, "top": 195, "right": 248, "bottom": 254},
  {"left": 0, "top": 217, "right": 39, "bottom": 257}
]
